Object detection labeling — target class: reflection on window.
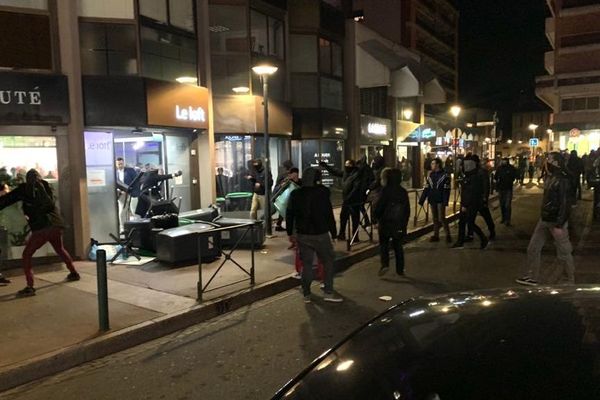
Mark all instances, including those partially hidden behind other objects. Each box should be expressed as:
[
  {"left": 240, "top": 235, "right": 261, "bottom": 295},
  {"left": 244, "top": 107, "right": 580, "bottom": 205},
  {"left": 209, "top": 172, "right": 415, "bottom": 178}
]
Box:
[
  {"left": 80, "top": 22, "right": 138, "bottom": 76},
  {"left": 169, "top": 0, "right": 194, "bottom": 32},
  {"left": 140, "top": 26, "right": 197, "bottom": 82},
  {"left": 319, "top": 38, "right": 331, "bottom": 74},
  {"left": 0, "top": 136, "right": 58, "bottom": 259},
  {"left": 269, "top": 17, "right": 284, "bottom": 59},
  {"left": 0, "top": 11, "right": 51, "bottom": 70},
  {"left": 250, "top": 9, "right": 285, "bottom": 59},
  {"left": 139, "top": 0, "right": 167, "bottom": 24},
  {"left": 214, "top": 136, "right": 254, "bottom": 196}
]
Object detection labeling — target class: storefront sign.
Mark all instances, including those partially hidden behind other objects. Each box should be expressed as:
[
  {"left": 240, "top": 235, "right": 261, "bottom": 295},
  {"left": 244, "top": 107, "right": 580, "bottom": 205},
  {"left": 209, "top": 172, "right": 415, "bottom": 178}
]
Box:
[
  {"left": 360, "top": 115, "right": 392, "bottom": 141},
  {"left": 0, "top": 72, "right": 69, "bottom": 125},
  {"left": 223, "top": 135, "right": 244, "bottom": 142},
  {"left": 529, "top": 138, "right": 539, "bottom": 146},
  {"left": 146, "top": 79, "right": 209, "bottom": 130}
]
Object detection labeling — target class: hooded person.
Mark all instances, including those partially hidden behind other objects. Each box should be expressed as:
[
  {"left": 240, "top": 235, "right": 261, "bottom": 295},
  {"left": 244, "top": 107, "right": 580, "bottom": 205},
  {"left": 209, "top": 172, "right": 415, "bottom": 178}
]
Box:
[
  {"left": 495, "top": 157, "right": 519, "bottom": 225},
  {"left": 286, "top": 167, "right": 342, "bottom": 303},
  {"left": 249, "top": 159, "right": 273, "bottom": 220},
  {"left": 0, "top": 169, "right": 79, "bottom": 297},
  {"left": 374, "top": 168, "right": 410, "bottom": 276},
  {"left": 517, "top": 152, "right": 575, "bottom": 286}
]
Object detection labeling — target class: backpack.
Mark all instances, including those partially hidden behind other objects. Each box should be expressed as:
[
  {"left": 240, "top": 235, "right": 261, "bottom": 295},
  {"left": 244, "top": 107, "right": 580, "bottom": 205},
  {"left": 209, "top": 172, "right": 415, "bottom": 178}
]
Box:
[{"left": 383, "top": 201, "right": 406, "bottom": 226}]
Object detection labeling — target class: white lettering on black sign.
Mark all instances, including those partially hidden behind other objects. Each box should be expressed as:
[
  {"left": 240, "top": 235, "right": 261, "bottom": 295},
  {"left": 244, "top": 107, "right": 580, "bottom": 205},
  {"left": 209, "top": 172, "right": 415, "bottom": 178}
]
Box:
[{"left": 0, "top": 90, "right": 42, "bottom": 105}]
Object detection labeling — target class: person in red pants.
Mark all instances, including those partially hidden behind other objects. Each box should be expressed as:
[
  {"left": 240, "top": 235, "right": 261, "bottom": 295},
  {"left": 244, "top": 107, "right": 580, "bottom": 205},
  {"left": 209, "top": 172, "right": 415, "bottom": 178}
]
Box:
[{"left": 0, "top": 169, "right": 79, "bottom": 297}]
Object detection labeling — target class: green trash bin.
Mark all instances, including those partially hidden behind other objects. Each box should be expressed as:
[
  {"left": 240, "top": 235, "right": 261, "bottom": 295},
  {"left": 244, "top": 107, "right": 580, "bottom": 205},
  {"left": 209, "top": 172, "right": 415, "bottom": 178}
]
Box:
[{"left": 225, "top": 192, "right": 253, "bottom": 211}]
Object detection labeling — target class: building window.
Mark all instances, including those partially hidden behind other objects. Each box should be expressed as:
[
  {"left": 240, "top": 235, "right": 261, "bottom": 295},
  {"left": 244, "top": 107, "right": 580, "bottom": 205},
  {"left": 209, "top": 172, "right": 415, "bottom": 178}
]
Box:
[
  {"left": 319, "top": 38, "right": 342, "bottom": 77},
  {"left": 78, "top": 0, "right": 134, "bottom": 18},
  {"left": 320, "top": 77, "right": 343, "bottom": 110},
  {"left": 80, "top": 22, "right": 138, "bottom": 76},
  {"left": 209, "top": 4, "right": 249, "bottom": 95},
  {"left": 0, "top": 10, "right": 51, "bottom": 70},
  {"left": 561, "top": 96, "right": 600, "bottom": 112},
  {"left": 291, "top": 75, "right": 318, "bottom": 108},
  {"left": 139, "top": 0, "right": 194, "bottom": 32},
  {"left": 140, "top": 26, "right": 197, "bottom": 82},
  {"left": 250, "top": 9, "right": 284, "bottom": 59},
  {"left": 290, "top": 34, "right": 317, "bottom": 73},
  {"left": 0, "top": 0, "right": 46, "bottom": 9},
  {"left": 360, "top": 87, "right": 388, "bottom": 118}
]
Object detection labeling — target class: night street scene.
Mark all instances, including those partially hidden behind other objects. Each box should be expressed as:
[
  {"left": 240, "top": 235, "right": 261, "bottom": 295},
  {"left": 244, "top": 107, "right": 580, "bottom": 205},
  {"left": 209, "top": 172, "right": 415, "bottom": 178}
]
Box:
[{"left": 1, "top": 0, "right": 600, "bottom": 399}]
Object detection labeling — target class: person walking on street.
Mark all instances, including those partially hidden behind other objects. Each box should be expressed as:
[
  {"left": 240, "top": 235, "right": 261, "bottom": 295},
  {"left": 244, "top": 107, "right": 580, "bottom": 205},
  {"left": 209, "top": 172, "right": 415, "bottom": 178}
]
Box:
[
  {"left": 495, "top": 157, "right": 518, "bottom": 226},
  {"left": 0, "top": 169, "right": 80, "bottom": 297},
  {"left": 286, "top": 167, "right": 342, "bottom": 303},
  {"left": 419, "top": 158, "right": 451, "bottom": 242},
  {"left": 567, "top": 150, "right": 583, "bottom": 201},
  {"left": 248, "top": 159, "right": 272, "bottom": 221},
  {"left": 469, "top": 155, "right": 496, "bottom": 240},
  {"left": 518, "top": 155, "right": 528, "bottom": 186},
  {"left": 452, "top": 156, "right": 489, "bottom": 249},
  {"left": 375, "top": 168, "right": 410, "bottom": 276},
  {"left": 517, "top": 152, "right": 574, "bottom": 286}
]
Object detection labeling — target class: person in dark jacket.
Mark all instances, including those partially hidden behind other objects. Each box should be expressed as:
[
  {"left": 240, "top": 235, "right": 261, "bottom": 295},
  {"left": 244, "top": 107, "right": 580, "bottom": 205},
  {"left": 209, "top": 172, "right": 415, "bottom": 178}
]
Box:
[
  {"left": 367, "top": 155, "right": 386, "bottom": 224},
  {"left": 248, "top": 159, "right": 273, "bottom": 221},
  {"left": 419, "top": 158, "right": 451, "bottom": 242},
  {"left": 115, "top": 157, "right": 139, "bottom": 230},
  {"left": 273, "top": 160, "right": 294, "bottom": 231},
  {"left": 0, "top": 170, "right": 79, "bottom": 297},
  {"left": 495, "top": 157, "right": 518, "bottom": 226},
  {"left": 375, "top": 168, "right": 410, "bottom": 276},
  {"left": 135, "top": 166, "right": 182, "bottom": 217},
  {"left": 452, "top": 156, "right": 489, "bottom": 249},
  {"left": 469, "top": 155, "right": 496, "bottom": 240},
  {"left": 286, "top": 167, "right": 342, "bottom": 303},
  {"left": 320, "top": 158, "right": 366, "bottom": 241},
  {"left": 517, "top": 152, "right": 574, "bottom": 286},
  {"left": 215, "top": 167, "right": 230, "bottom": 198},
  {"left": 567, "top": 150, "right": 583, "bottom": 201}
]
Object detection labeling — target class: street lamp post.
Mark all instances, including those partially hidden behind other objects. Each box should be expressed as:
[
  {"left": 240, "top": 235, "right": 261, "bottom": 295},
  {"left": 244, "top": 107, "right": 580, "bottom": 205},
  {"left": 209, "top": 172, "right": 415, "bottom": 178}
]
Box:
[
  {"left": 252, "top": 62, "right": 278, "bottom": 237},
  {"left": 450, "top": 105, "right": 462, "bottom": 172}
]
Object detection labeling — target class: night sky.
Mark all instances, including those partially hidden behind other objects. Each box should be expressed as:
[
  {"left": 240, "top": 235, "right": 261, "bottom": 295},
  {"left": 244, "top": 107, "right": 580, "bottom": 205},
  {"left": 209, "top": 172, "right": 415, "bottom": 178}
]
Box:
[{"left": 457, "top": 0, "right": 551, "bottom": 136}]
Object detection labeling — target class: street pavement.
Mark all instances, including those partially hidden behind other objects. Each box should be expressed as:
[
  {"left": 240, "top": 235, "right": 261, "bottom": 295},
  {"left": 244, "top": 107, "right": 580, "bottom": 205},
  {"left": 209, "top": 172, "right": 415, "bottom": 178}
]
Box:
[{"left": 1, "top": 185, "right": 598, "bottom": 400}]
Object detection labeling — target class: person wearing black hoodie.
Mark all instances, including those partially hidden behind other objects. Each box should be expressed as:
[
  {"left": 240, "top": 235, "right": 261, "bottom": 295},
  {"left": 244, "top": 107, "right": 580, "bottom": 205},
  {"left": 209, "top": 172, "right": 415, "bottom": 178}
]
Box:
[
  {"left": 286, "top": 167, "right": 342, "bottom": 303},
  {"left": 419, "top": 158, "right": 451, "bottom": 242},
  {"left": 495, "top": 157, "right": 518, "bottom": 225},
  {"left": 375, "top": 168, "right": 410, "bottom": 276},
  {"left": 0, "top": 169, "right": 79, "bottom": 297},
  {"left": 452, "top": 156, "right": 489, "bottom": 249}
]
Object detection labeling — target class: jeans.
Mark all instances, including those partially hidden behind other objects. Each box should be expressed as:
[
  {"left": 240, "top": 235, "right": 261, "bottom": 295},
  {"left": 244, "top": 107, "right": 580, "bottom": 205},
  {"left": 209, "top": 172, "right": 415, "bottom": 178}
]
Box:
[
  {"left": 379, "top": 231, "right": 404, "bottom": 274},
  {"left": 499, "top": 189, "right": 513, "bottom": 223},
  {"left": 523, "top": 219, "right": 574, "bottom": 282},
  {"left": 297, "top": 233, "right": 335, "bottom": 296},
  {"left": 339, "top": 203, "right": 360, "bottom": 238},
  {"left": 458, "top": 206, "right": 486, "bottom": 244},
  {"left": 430, "top": 203, "right": 450, "bottom": 238},
  {"left": 23, "top": 227, "right": 77, "bottom": 287},
  {"left": 250, "top": 194, "right": 264, "bottom": 220}
]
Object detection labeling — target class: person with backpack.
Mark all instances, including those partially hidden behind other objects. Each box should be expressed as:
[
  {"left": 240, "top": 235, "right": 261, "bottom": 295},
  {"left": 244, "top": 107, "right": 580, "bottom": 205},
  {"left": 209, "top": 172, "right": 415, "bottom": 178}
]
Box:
[
  {"left": 0, "top": 169, "right": 80, "bottom": 297},
  {"left": 374, "top": 168, "right": 410, "bottom": 276},
  {"left": 419, "top": 158, "right": 451, "bottom": 243}
]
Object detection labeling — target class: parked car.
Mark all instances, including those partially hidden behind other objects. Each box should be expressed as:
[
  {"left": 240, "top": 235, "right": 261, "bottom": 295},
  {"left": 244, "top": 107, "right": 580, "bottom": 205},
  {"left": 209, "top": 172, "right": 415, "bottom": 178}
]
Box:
[{"left": 273, "top": 286, "right": 600, "bottom": 400}]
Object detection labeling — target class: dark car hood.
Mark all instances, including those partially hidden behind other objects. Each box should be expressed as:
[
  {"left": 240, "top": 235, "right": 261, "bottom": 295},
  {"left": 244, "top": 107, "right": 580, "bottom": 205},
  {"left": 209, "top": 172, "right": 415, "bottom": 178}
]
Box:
[{"left": 273, "top": 286, "right": 600, "bottom": 400}]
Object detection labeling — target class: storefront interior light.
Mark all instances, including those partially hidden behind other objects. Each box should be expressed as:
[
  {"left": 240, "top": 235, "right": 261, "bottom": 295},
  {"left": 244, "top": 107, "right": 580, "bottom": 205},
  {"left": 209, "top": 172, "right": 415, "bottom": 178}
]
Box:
[
  {"left": 232, "top": 86, "right": 250, "bottom": 94},
  {"left": 252, "top": 64, "right": 278, "bottom": 76},
  {"left": 507, "top": 139, "right": 513, "bottom": 144},
  {"left": 132, "top": 140, "right": 145, "bottom": 150},
  {"left": 402, "top": 108, "right": 413, "bottom": 120},
  {"left": 176, "top": 76, "right": 198, "bottom": 84}
]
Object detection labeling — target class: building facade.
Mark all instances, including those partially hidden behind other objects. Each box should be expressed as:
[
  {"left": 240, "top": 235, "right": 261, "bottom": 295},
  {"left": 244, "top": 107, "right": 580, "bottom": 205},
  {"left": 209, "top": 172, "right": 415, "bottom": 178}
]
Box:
[{"left": 536, "top": 0, "right": 600, "bottom": 154}]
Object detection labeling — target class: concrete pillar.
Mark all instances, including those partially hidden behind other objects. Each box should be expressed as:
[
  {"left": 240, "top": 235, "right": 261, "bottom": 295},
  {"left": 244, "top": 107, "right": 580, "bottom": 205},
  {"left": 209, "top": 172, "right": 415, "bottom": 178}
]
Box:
[{"left": 56, "top": 0, "right": 90, "bottom": 257}]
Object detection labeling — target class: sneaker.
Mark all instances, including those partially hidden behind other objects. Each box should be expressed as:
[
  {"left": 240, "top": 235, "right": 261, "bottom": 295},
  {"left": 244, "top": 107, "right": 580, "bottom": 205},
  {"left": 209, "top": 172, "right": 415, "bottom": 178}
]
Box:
[
  {"left": 323, "top": 293, "right": 344, "bottom": 303},
  {"left": 303, "top": 295, "right": 312, "bottom": 304},
  {"left": 66, "top": 272, "right": 81, "bottom": 282},
  {"left": 429, "top": 236, "right": 440, "bottom": 243},
  {"left": 516, "top": 277, "right": 539, "bottom": 286},
  {"left": 480, "top": 238, "right": 489, "bottom": 250},
  {"left": 464, "top": 236, "right": 474, "bottom": 243},
  {"left": 378, "top": 266, "right": 389, "bottom": 276},
  {"left": 291, "top": 272, "right": 302, "bottom": 280},
  {"left": 451, "top": 242, "right": 465, "bottom": 249},
  {"left": 16, "top": 286, "right": 36, "bottom": 297},
  {"left": 0, "top": 276, "right": 10, "bottom": 286},
  {"left": 275, "top": 226, "right": 286, "bottom": 232},
  {"left": 320, "top": 283, "right": 326, "bottom": 290}
]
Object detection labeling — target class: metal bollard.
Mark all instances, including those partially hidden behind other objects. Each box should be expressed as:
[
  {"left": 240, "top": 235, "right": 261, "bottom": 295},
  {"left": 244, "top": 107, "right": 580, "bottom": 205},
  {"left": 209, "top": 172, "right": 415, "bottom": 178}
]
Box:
[{"left": 96, "top": 249, "right": 110, "bottom": 331}]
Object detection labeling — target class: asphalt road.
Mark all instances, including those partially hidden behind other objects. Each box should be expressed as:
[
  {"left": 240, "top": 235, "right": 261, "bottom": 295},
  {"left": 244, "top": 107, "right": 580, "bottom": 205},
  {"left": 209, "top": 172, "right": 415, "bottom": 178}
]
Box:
[{"left": 1, "top": 187, "right": 593, "bottom": 400}]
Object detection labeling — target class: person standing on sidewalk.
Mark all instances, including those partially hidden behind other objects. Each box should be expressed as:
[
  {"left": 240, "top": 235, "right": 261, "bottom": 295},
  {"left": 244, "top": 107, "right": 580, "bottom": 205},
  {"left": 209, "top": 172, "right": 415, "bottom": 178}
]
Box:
[
  {"left": 452, "top": 156, "right": 489, "bottom": 249},
  {"left": 0, "top": 169, "right": 80, "bottom": 297},
  {"left": 419, "top": 158, "right": 451, "bottom": 243},
  {"left": 375, "top": 168, "right": 410, "bottom": 276},
  {"left": 286, "top": 167, "right": 342, "bottom": 303},
  {"left": 248, "top": 159, "right": 272, "bottom": 221},
  {"left": 470, "top": 155, "right": 496, "bottom": 240},
  {"left": 516, "top": 152, "right": 574, "bottom": 286},
  {"left": 495, "top": 157, "right": 518, "bottom": 226},
  {"left": 567, "top": 150, "right": 583, "bottom": 201}
]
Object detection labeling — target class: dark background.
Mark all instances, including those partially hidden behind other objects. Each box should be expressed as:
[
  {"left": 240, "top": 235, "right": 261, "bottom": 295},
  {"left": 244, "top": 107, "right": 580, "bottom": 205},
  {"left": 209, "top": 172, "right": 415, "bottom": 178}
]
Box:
[{"left": 457, "top": 0, "right": 551, "bottom": 136}]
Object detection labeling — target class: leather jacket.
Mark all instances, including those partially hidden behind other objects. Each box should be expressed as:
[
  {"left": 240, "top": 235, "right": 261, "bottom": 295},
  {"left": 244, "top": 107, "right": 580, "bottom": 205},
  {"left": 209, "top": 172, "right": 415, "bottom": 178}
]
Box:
[{"left": 541, "top": 171, "right": 571, "bottom": 226}]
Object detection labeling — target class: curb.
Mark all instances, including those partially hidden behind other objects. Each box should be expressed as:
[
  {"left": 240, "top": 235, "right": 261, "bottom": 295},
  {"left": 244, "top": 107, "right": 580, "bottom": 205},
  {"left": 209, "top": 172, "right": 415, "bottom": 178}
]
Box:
[{"left": 0, "top": 204, "right": 474, "bottom": 393}]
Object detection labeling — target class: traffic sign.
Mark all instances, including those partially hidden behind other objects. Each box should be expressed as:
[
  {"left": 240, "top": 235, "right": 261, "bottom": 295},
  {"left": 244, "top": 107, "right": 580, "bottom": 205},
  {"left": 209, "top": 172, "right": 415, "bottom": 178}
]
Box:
[{"left": 529, "top": 138, "right": 539, "bottom": 146}]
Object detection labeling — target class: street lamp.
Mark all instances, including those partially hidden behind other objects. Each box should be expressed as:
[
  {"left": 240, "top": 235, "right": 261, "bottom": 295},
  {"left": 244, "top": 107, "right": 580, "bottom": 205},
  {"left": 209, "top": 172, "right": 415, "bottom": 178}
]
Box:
[
  {"left": 402, "top": 108, "right": 413, "bottom": 121},
  {"left": 252, "top": 61, "right": 278, "bottom": 237},
  {"left": 449, "top": 105, "right": 461, "bottom": 173}
]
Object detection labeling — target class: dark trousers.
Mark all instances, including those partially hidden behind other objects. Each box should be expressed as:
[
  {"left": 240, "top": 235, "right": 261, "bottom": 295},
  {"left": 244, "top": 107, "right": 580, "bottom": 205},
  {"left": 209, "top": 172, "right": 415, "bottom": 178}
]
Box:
[
  {"left": 340, "top": 203, "right": 360, "bottom": 238},
  {"left": 499, "top": 189, "right": 513, "bottom": 223},
  {"left": 379, "top": 231, "right": 404, "bottom": 274},
  {"left": 297, "top": 233, "right": 335, "bottom": 296},
  {"left": 458, "top": 207, "right": 487, "bottom": 244},
  {"left": 467, "top": 204, "right": 495, "bottom": 236}
]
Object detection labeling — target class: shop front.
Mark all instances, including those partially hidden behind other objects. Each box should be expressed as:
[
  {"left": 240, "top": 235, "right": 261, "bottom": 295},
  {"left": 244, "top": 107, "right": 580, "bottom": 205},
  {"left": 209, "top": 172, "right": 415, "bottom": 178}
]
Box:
[
  {"left": 82, "top": 77, "right": 209, "bottom": 241},
  {"left": 358, "top": 115, "right": 392, "bottom": 165},
  {"left": 0, "top": 72, "right": 70, "bottom": 260},
  {"left": 556, "top": 127, "right": 600, "bottom": 154},
  {"left": 213, "top": 95, "right": 293, "bottom": 204}
]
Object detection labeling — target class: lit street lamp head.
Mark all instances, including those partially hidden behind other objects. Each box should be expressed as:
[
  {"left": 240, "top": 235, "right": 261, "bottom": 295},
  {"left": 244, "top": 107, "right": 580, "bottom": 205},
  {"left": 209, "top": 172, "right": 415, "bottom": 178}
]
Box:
[
  {"left": 528, "top": 123, "right": 539, "bottom": 131},
  {"left": 402, "top": 108, "right": 413, "bottom": 121},
  {"left": 252, "top": 64, "right": 278, "bottom": 76},
  {"left": 450, "top": 105, "right": 461, "bottom": 118}
]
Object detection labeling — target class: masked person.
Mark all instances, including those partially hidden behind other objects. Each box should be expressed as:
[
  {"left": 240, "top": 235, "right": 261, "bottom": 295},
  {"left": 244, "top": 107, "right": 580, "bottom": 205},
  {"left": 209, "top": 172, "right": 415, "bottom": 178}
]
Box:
[
  {"left": 286, "top": 167, "right": 341, "bottom": 303},
  {"left": 495, "top": 157, "right": 519, "bottom": 226},
  {"left": 517, "top": 152, "right": 574, "bottom": 286},
  {"left": 248, "top": 159, "right": 272, "bottom": 221},
  {"left": 452, "top": 155, "right": 489, "bottom": 250},
  {"left": 0, "top": 169, "right": 80, "bottom": 297},
  {"left": 419, "top": 158, "right": 451, "bottom": 242},
  {"left": 467, "top": 155, "right": 496, "bottom": 240},
  {"left": 135, "top": 166, "right": 182, "bottom": 218}
]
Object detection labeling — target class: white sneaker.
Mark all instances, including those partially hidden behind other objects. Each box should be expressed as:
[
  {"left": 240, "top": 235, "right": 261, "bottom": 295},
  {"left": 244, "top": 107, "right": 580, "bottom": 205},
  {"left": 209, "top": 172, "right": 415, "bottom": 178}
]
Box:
[
  {"left": 516, "top": 277, "right": 539, "bottom": 286},
  {"left": 323, "top": 293, "right": 344, "bottom": 303}
]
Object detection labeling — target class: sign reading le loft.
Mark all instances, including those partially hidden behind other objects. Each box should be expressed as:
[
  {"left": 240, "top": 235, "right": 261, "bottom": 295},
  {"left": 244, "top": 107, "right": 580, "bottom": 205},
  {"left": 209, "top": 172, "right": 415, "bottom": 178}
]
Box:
[
  {"left": 0, "top": 73, "right": 69, "bottom": 125},
  {"left": 146, "top": 79, "right": 209, "bottom": 129}
]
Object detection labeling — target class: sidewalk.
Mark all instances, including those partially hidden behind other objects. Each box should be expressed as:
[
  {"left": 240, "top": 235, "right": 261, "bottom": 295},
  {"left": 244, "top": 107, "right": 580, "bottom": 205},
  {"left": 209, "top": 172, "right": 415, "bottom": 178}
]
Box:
[{"left": 0, "top": 186, "right": 458, "bottom": 392}]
